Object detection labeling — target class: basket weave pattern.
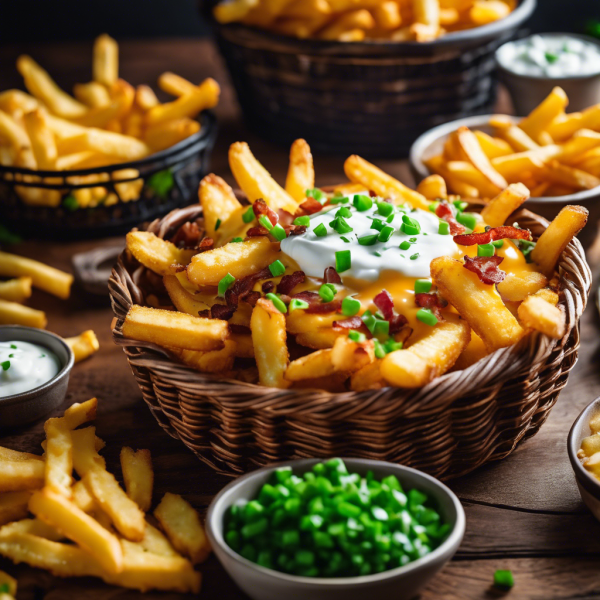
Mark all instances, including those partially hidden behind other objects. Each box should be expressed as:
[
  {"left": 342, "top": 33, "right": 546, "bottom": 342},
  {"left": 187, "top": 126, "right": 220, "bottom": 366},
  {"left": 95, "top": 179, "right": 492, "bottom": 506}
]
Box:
[{"left": 109, "top": 206, "right": 591, "bottom": 478}]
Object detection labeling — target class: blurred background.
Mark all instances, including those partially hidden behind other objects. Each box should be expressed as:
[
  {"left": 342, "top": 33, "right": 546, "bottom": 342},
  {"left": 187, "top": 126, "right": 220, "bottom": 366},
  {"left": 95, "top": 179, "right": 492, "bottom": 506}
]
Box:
[{"left": 0, "top": 0, "right": 598, "bottom": 42}]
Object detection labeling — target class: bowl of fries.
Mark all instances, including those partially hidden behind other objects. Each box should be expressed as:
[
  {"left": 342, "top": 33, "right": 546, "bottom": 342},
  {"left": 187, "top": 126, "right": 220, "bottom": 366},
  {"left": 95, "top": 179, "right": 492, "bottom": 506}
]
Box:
[
  {"left": 203, "top": 0, "right": 535, "bottom": 156},
  {"left": 109, "top": 137, "right": 590, "bottom": 478},
  {"left": 0, "top": 35, "right": 218, "bottom": 239},
  {"left": 409, "top": 86, "right": 600, "bottom": 247}
]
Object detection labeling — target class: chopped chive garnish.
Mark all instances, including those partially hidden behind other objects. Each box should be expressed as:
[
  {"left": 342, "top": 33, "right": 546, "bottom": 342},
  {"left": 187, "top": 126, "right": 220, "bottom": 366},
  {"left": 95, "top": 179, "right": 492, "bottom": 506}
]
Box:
[
  {"left": 259, "top": 215, "right": 274, "bottom": 231},
  {"left": 378, "top": 225, "right": 395, "bottom": 243},
  {"left": 269, "top": 260, "right": 286, "bottom": 277},
  {"left": 271, "top": 224, "right": 287, "bottom": 241},
  {"left": 8, "top": 354, "right": 14, "bottom": 358},
  {"left": 371, "top": 218, "right": 384, "bottom": 231},
  {"left": 515, "top": 239, "right": 536, "bottom": 262},
  {"left": 428, "top": 202, "right": 440, "bottom": 212},
  {"left": 1, "top": 360, "right": 10, "bottom": 371},
  {"left": 336, "top": 206, "right": 352, "bottom": 219},
  {"left": 265, "top": 293, "right": 287, "bottom": 313},
  {"left": 494, "top": 570, "right": 514, "bottom": 589},
  {"left": 386, "top": 214, "right": 395, "bottom": 223},
  {"left": 358, "top": 234, "right": 378, "bottom": 246},
  {"left": 374, "top": 251, "right": 382, "bottom": 257},
  {"left": 10, "top": 344, "right": 16, "bottom": 349},
  {"left": 329, "top": 195, "right": 349, "bottom": 205},
  {"left": 319, "top": 283, "right": 337, "bottom": 303},
  {"left": 373, "top": 320, "right": 389, "bottom": 337},
  {"left": 477, "top": 243, "right": 495, "bottom": 257},
  {"left": 335, "top": 250, "right": 351, "bottom": 273},
  {"left": 373, "top": 339, "right": 386, "bottom": 359},
  {"left": 400, "top": 215, "right": 420, "bottom": 236},
  {"left": 215, "top": 218, "right": 222, "bottom": 231},
  {"left": 231, "top": 237, "right": 243, "bottom": 243},
  {"left": 306, "top": 188, "right": 325, "bottom": 203},
  {"left": 456, "top": 212, "right": 477, "bottom": 230},
  {"left": 353, "top": 194, "right": 373, "bottom": 212},
  {"left": 40, "top": 354, "right": 45, "bottom": 358},
  {"left": 399, "top": 241, "right": 411, "bottom": 250},
  {"left": 348, "top": 330, "right": 366, "bottom": 343},
  {"left": 409, "top": 237, "right": 417, "bottom": 243},
  {"left": 331, "top": 217, "right": 353, "bottom": 234},
  {"left": 289, "top": 298, "right": 309, "bottom": 312},
  {"left": 242, "top": 206, "right": 255, "bottom": 223},
  {"left": 438, "top": 220, "right": 450, "bottom": 235},
  {"left": 410, "top": 253, "right": 420, "bottom": 260},
  {"left": 545, "top": 51, "right": 559, "bottom": 64},
  {"left": 218, "top": 273, "right": 236, "bottom": 297},
  {"left": 314, "top": 223, "right": 327, "bottom": 237},
  {"left": 492, "top": 239, "right": 504, "bottom": 249},
  {"left": 341, "top": 296, "right": 361, "bottom": 316},
  {"left": 376, "top": 201, "right": 394, "bottom": 217},
  {"left": 294, "top": 216, "right": 310, "bottom": 227},
  {"left": 384, "top": 339, "right": 403, "bottom": 353},
  {"left": 341, "top": 236, "right": 351, "bottom": 243},
  {"left": 453, "top": 199, "right": 468, "bottom": 211},
  {"left": 417, "top": 308, "right": 438, "bottom": 326},
  {"left": 415, "top": 279, "right": 432, "bottom": 294}
]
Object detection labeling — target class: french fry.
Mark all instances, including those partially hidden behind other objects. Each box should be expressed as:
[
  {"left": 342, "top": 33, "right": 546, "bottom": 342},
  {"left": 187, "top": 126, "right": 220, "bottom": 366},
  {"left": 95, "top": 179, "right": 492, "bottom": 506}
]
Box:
[
  {"left": 71, "top": 427, "right": 106, "bottom": 477},
  {"left": 473, "top": 130, "right": 514, "bottom": 159},
  {"left": 144, "top": 118, "right": 200, "bottom": 152},
  {"left": 170, "top": 340, "right": 237, "bottom": 373},
  {"left": 416, "top": 174, "right": 447, "bottom": 199},
  {"left": 214, "top": 0, "right": 259, "bottom": 23},
  {"left": 412, "top": 0, "right": 440, "bottom": 30},
  {"left": 93, "top": 34, "right": 119, "bottom": 87},
  {"left": 137, "top": 522, "right": 178, "bottom": 557},
  {"left": 350, "top": 360, "right": 385, "bottom": 392},
  {"left": 158, "top": 72, "right": 197, "bottom": 97},
  {"left": 23, "top": 109, "right": 57, "bottom": 170},
  {"left": 518, "top": 293, "right": 565, "bottom": 339},
  {"left": 73, "top": 81, "right": 111, "bottom": 108},
  {"left": 295, "top": 328, "right": 344, "bottom": 349},
  {"left": 320, "top": 10, "right": 375, "bottom": 39},
  {"left": 496, "top": 271, "right": 548, "bottom": 302},
  {"left": 163, "top": 274, "right": 210, "bottom": 315},
  {"left": 120, "top": 447, "right": 153, "bottom": 512},
  {"left": 73, "top": 79, "right": 134, "bottom": 128},
  {"left": 43, "top": 417, "right": 74, "bottom": 497},
  {"left": 431, "top": 256, "right": 524, "bottom": 352},
  {"left": 490, "top": 152, "right": 547, "bottom": 182},
  {"left": 187, "top": 237, "right": 280, "bottom": 286},
  {"left": 480, "top": 183, "right": 530, "bottom": 227},
  {"left": 229, "top": 141, "right": 299, "bottom": 213},
  {"left": 285, "top": 139, "right": 315, "bottom": 203},
  {"left": 470, "top": 0, "right": 510, "bottom": 25},
  {"left": 444, "top": 161, "right": 503, "bottom": 198},
  {"left": 0, "top": 277, "right": 32, "bottom": 303},
  {"left": 330, "top": 335, "right": 375, "bottom": 372},
  {"left": 0, "top": 299, "right": 47, "bottom": 329},
  {"left": 0, "top": 251, "right": 73, "bottom": 299},
  {"left": 424, "top": 155, "right": 480, "bottom": 198},
  {"left": 251, "top": 298, "right": 289, "bottom": 388},
  {"left": 230, "top": 332, "right": 255, "bottom": 357},
  {"left": 519, "top": 87, "right": 569, "bottom": 143},
  {"left": 122, "top": 305, "right": 228, "bottom": 352},
  {"left": 285, "top": 348, "right": 335, "bottom": 381},
  {"left": 344, "top": 155, "right": 430, "bottom": 210},
  {"left": 543, "top": 160, "right": 600, "bottom": 191},
  {"left": 72, "top": 480, "right": 95, "bottom": 513},
  {"left": 135, "top": 85, "right": 159, "bottom": 111},
  {"left": 0, "top": 458, "right": 45, "bottom": 492},
  {"left": 65, "top": 128, "right": 150, "bottom": 160},
  {"left": 126, "top": 231, "right": 195, "bottom": 276},
  {"left": 531, "top": 205, "right": 588, "bottom": 277},
  {"left": 64, "top": 330, "right": 100, "bottom": 363},
  {"left": 0, "top": 89, "right": 39, "bottom": 116},
  {"left": 495, "top": 124, "right": 540, "bottom": 152},
  {"left": 199, "top": 174, "right": 243, "bottom": 240},
  {"left": 379, "top": 351, "right": 434, "bottom": 388},
  {"left": 154, "top": 492, "right": 211, "bottom": 565},
  {"left": 0, "top": 110, "right": 36, "bottom": 169},
  {"left": 0, "top": 492, "right": 32, "bottom": 527}
]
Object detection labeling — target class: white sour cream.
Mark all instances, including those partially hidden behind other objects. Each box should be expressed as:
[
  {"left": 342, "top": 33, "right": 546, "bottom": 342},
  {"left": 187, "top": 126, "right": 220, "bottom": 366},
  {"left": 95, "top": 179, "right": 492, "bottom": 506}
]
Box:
[
  {"left": 0, "top": 341, "right": 61, "bottom": 398},
  {"left": 281, "top": 201, "right": 460, "bottom": 282},
  {"left": 497, "top": 35, "right": 600, "bottom": 78}
]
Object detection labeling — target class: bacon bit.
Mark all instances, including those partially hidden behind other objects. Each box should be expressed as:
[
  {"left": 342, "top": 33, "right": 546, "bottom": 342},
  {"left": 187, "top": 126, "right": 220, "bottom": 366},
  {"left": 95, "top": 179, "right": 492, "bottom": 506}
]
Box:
[
  {"left": 368, "top": 190, "right": 377, "bottom": 197},
  {"left": 253, "top": 199, "right": 279, "bottom": 226},
  {"left": 199, "top": 237, "right": 214, "bottom": 251},
  {"left": 171, "top": 263, "right": 186, "bottom": 273},
  {"left": 277, "top": 209, "right": 295, "bottom": 226},
  {"left": 373, "top": 290, "right": 394, "bottom": 320},
  {"left": 172, "top": 222, "right": 202, "bottom": 248},
  {"left": 211, "top": 304, "right": 237, "bottom": 320},
  {"left": 262, "top": 281, "right": 275, "bottom": 294},
  {"left": 229, "top": 324, "right": 251, "bottom": 335},
  {"left": 324, "top": 267, "right": 342, "bottom": 284},
  {"left": 293, "top": 291, "right": 320, "bottom": 302},
  {"left": 415, "top": 293, "right": 446, "bottom": 321},
  {"left": 463, "top": 255, "right": 506, "bottom": 285},
  {"left": 198, "top": 309, "right": 210, "bottom": 318},
  {"left": 436, "top": 201, "right": 465, "bottom": 235},
  {"left": 389, "top": 314, "right": 408, "bottom": 334},
  {"left": 333, "top": 316, "right": 370, "bottom": 335},
  {"left": 246, "top": 227, "right": 269, "bottom": 237},
  {"left": 287, "top": 225, "right": 307, "bottom": 236},
  {"left": 298, "top": 197, "right": 322, "bottom": 215},
  {"left": 277, "top": 271, "right": 305, "bottom": 296},
  {"left": 306, "top": 300, "right": 341, "bottom": 314},
  {"left": 453, "top": 226, "right": 533, "bottom": 246},
  {"left": 225, "top": 266, "right": 272, "bottom": 306},
  {"left": 243, "top": 291, "right": 261, "bottom": 307}
]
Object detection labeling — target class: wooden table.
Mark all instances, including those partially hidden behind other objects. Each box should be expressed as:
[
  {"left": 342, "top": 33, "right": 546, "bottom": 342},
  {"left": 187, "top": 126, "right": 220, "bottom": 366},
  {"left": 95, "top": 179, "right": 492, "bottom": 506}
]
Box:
[{"left": 1, "top": 39, "right": 600, "bottom": 600}]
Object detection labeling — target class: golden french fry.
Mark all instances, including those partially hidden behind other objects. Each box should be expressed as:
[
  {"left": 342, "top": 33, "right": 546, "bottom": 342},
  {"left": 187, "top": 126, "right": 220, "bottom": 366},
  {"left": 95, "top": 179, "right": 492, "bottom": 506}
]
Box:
[
  {"left": 154, "top": 492, "right": 211, "bottom": 565},
  {"left": 0, "top": 458, "right": 44, "bottom": 492},
  {"left": 137, "top": 522, "right": 178, "bottom": 557},
  {"left": 373, "top": 1, "right": 402, "bottom": 29},
  {"left": 65, "top": 128, "right": 150, "bottom": 160},
  {"left": 495, "top": 124, "right": 540, "bottom": 152},
  {"left": 72, "top": 80, "right": 134, "bottom": 128},
  {"left": 0, "top": 110, "right": 36, "bottom": 169},
  {"left": 350, "top": 360, "right": 385, "bottom": 392},
  {"left": 23, "top": 109, "right": 57, "bottom": 170},
  {"left": 43, "top": 418, "right": 74, "bottom": 497},
  {"left": 158, "top": 72, "right": 197, "bottom": 97},
  {"left": 285, "top": 348, "right": 335, "bottom": 381},
  {"left": 473, "top": 130, "right": 514, "bottom": 159},
  {"left": 320, "top": 9, "right": 375, "bottom": 39},
  {"left": 64, "top": 330, "right": 99, "bottom": 363},
  {"left": 229, "top": 141, "right": 299, "bottom": 213},
  {"left": 0, "top": 277, "right": 32, "bottom": 303},
  {"left": 135, "top": 84, "right": 159, "bottom": 111},
  {"left": 496, "top": 271, "right": 548, "bottom": 302},
  {"left": 170, "top": 339, "right": 237, "bottom": 373},
  {"left": 431, "top": 256, "right": 524, "bottom": 352},
  {"left": 163, "top": 274, "right": 210, "bottom": 316},
  {"left": 251, "top": 298, "right": 289, "bottom": 388},
  {"left": 0, "top": 299, "right": 47, "bottom": 329},
  {"left": 230, "top": 332, "right": 255, "bottom": 357},
  {"left": 126, "top": 231, "right": 196, "bottom": 276},
  {"left": 0, "top": 492, "right": 32, "bottom": 527},
  {"left": 413, "top": 0, "right": 440, "bottom": 29},
  {"left": 73, "top": 81, "right": 111, "bottom": 108},
  {"left": 469, "top": 0, "right": 510, "bottom": 25},
  {"left": 199, "top": 174, "right": 243, "bottom": 240},
  {"left": 531, "top": 205, "right": 588, "bottom": 277},
  {"left": 93, "top": 34, "right": 119, "bottom": 87},
  {"left": 543, "top": 160, "right": 600, "bottom": 191},
  {"left": 519, "top": 86, "right": 568, "bottom": 143},
  {"left": 424, "top": 155, "right": 480, "bottom": 198},
  {"left": 0, "top": 89, "right": 39, "bottom": 117},
  {"left": 480, "top": 182, "right": 530, "bottom": 227},
  {"left": 214, "top": 0, "right": 259, "bottom": 23},
  {"left": 72, "top": 480, "right": 95, "bottom": 513},
  {"left": 416, "top": 174, "right": 447, "bottom": 199},
  {"left": 490, "top": 153, "right": 547, "bottom": 182},
  {"left": 285, "top": 139, "right": 315, "bottom": 203},
  {"left": 295, "top": 328, "right": 344, "bottom": 349},
  {"left": 330, "top": 335, "right": 375, "bottom": 372},
  {"left": 120, "top": 447, "right": 153, "bottom": 512},
  {"left": 444, "top": 161, "right": 503, "bottom": 198},
  {"left": 518, "top": 293, "right": 565, "bottom": 339},
  {"left": 144, "top": 118, "right": 200, "bottom": 152}
]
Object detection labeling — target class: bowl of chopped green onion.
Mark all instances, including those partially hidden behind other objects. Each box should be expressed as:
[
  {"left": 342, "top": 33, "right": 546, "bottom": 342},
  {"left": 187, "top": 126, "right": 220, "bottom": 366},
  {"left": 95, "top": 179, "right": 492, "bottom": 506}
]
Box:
[{"left": 206, "top": 458, "right": 465, "bottom": 600}]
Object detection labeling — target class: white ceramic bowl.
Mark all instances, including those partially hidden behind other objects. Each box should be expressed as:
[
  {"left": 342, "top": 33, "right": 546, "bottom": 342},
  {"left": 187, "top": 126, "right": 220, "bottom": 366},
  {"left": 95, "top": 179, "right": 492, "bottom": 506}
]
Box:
[
  {"left": 205, "top": 458, "right": 465, "bottom": 600},
  {"left": 408, "top": 113, "right": 600, "bottom": 248}
]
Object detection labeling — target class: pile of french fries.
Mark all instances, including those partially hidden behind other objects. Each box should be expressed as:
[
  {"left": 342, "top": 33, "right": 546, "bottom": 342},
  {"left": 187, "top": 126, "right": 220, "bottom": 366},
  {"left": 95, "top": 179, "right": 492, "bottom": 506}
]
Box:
[
  {"left": 0, "top": 398, "right": 209, "bottom": 593},
  {"left": 0, "top": 250, "right": 98, "bottom": 363},
  {"left": 0, "top": 34, "right": 220, "bottom": 210},
  {"left": 214, "top": 0, "right": 516, "bottom": 42},
  {"left": 426, "top": 86, "right": 600, "bottom": 199},
  {"left": 119, "top": 138, "right": 587, "bottom": 393}
]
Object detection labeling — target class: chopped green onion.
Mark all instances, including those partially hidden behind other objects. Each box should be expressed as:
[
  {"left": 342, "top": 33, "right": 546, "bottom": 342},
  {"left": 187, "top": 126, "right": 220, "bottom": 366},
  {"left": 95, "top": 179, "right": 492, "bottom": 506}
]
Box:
[
  {"left": 415, "top": 279, "right": 432, "bottom": 294},
  {"left": 373, "top": 319, "right": 389, "bottom": 337},
  {"left": 384, "top": 339, "right": 403, "bottom": 353},
  {"left": 218, "top": 273, "right": 236, "bottom": 297},
  {"left": 306, "top": 188, "right": 325, "bottom": 203},
  {"left": 494, "top": 570, "right": 514, "bottom": 589},
  {"left": 319, "top": 283, "right": 337, "bottom": 303},
  {"left": 10, "top": 344, "right": 16, "bottom": 349},
  {"left": 329, "top": 195, "right": 349, "bottom": 205},
  {"left": 410, "top": 253, "right": 420, "bottom": 261},
  {"left": 294, "top": 216, "right": 310, "bottom": 227},
  {"left": 314, "top": 223, "right": 327, "bottom": 237},
  {"left": 400, "top": 218, "right": 420, "bottom": 236},
  {"left": 348, "top": 330, "right": 366, "bottom": 343},
  {"left": 428, "top": 202, "right": 440, "bottom": 213},
  {"left": 231, "top": 237, "right": 243, "bottom": 243},
  {"left": 259, "top": 215, "right": 273, "bottom": 231},
  {"left": 290, "top": 298, "right": 309, "bottom": 312},
  {"left": 456, "top": 212, "right": 477, "bottom": 231},
  {"left": 373, "top": 339, "right": 386, "bottom": 359},
  {"left": 417, "top": 308, "right": 438, "bottom": 327},
  {"left": 243, "top": 206, "right": 255, "bottom": 223},
  {"left": 215, "top": 218, "right": 222, "bottom": 231},
  {"left": 341, "top": 296, "right": 361, "bottom": 316},
  {"left": 353, "top": 194, "right": 373, "bottom": 212},
  {"left": 358, "top": 234, "right": 379, "bottom": 246},
  {"left": 336, "top": 206, "right": 352, "bottom": 218},
  {"left": 335, "top": 250, "right": 351, "bottom": 273},
  {"left": 330, "top": 217, "right": 353, "bottom": 234},
  {"left": 477, "top": 243, "right": 495, "bottom": 257},
  {"left": 269, "top": 260, "right": 286, "bottom": 277},
  {"left": 370, "top": 218, "right": 384, "bottom": 232},
  {"left": 271, "top": 224, "right": 287, "bottom": 241},
  {"left": 438, "top": 221, "right": 450, "bottom": 235},
  {"left": 1, "top": 361, "right": 10, "bottom": 371},
  {"left": 515, "top": 239, "right": 536, "bottom": 262},
  {"left": 340, "top": 236, "right": 351, "bottom": 243},
  {"left": 492, "top": 240, "right": 504, "bottom": 249},
  {"left": 376, "top": 201, "right": 394, "bottom": 217},
  {"left": 453, "top": 199, "right": 468, "bottom": 211},
  {"left": 265, "top": 293, "right": 287, "bottom": 313},
  {"left": 545, "top": 51, "right": 559, "bottom": 64},
  {"left": 374, "top": 251, "right": 382, "bottom": 257},
  {"left": 399, "top": 241, "right": 411, "bottom": 250},
  {"left": 378, "top": 226, "right": 395, "bottom": 243}
]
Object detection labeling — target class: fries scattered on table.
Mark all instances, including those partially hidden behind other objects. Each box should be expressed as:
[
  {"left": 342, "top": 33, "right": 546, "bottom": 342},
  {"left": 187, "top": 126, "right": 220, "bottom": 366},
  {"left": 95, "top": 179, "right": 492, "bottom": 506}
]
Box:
[
  {"left": 0, "top": 398, "right": 208, "bottom": 593},
  {"left": 214, "top": 0, "right": 516, "bottom": 42},
  {"left": 120, "top": 138, "right": 585, "bottom": 392},
  {"left": 426, "top": 86, "right": 600, "bottom": 198},
  {"left": 0, "top": 34, "right": 220, "bottom": 210}
]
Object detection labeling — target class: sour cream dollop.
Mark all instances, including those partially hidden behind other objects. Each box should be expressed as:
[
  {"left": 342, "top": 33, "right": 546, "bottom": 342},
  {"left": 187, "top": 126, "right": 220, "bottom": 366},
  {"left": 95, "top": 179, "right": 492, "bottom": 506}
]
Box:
[
  {"left": 497, "top": 35, "right": 600, "bottom": 78},
  {"left": 281, "top": 200, "right": 461, "bottom": 282},
  {"left": 0, "top": 341, "right": 61, "bottom": 397}
]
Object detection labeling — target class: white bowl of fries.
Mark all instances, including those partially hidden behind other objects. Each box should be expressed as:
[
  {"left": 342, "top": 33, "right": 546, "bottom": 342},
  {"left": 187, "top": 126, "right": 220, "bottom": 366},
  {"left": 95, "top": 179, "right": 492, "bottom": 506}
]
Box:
[{"left": 409, "top": 86, "right": 600, "bottom": 247}]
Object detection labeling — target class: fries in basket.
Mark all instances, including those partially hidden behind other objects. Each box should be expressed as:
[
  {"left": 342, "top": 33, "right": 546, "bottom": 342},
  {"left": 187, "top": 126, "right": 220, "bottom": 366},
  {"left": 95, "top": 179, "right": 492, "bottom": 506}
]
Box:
[
  {"left": 0, "top": 398, "right": 209, "bottom": 593},
  {"left": 120, "top": 138, "right": 587, "bottom": 393}
]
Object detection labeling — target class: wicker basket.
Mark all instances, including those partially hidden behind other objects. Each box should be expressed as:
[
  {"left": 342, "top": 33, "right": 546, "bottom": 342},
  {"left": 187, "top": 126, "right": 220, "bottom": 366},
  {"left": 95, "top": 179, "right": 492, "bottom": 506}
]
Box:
[
  {"left": 202, "top": 0, "right": 536, "bottom": 157},
  {"left": 109, "top": 205, "right": 591, "bottom": 479}
]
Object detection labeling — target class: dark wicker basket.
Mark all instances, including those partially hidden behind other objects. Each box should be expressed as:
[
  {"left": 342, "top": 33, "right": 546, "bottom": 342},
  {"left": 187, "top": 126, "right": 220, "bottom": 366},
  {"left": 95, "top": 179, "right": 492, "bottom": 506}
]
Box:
[
  {"left": 203, "top": 0, "right": 536, "bottom": 157},
  {"left": 109, "top": 204, "right": 590, "bottom": 479},
  {"left": 0, "top": 112, "right": 217, "bottom": 240}
]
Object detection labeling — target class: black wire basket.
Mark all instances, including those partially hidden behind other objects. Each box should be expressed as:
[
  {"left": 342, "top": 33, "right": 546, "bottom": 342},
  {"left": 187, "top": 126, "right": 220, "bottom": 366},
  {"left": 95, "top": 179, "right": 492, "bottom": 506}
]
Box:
[{"left": 0, "top": 111, "right": 217, "bottom": 240}]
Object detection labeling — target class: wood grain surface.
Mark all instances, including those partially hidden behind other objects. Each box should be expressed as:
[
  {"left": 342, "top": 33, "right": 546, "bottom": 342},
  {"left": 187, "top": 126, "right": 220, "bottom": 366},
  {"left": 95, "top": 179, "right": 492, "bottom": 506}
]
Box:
[{"left": 1, "top": 38, "right": 599, "bottom": 600}]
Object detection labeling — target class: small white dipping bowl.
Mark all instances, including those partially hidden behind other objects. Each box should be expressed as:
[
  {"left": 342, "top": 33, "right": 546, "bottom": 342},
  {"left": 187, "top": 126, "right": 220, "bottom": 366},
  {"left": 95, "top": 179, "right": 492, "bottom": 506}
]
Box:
[{"left": 205, "top": 458, "right": 465, "bottom": 600}]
